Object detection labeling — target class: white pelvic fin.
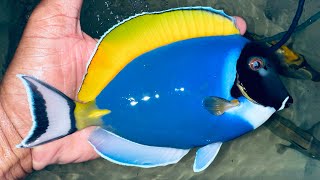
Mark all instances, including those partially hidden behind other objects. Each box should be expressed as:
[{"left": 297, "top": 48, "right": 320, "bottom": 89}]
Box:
[
  {"left": 88, "top": 128, "right": 190, "bottom": 168},
  {"left": 193, "top": 142, "right": 222, "bottom": 172},
  {"left": 17, "top": 75, "right": 77, "bottom": 148}
]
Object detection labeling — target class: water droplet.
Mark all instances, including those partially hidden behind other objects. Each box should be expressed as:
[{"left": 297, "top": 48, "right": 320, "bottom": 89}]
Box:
[
  {"left": 130, "top": 101, "right": 138, "bottom": 106},
  {"left": 142, "top": 96, "right": 151, "bottom": 101}
]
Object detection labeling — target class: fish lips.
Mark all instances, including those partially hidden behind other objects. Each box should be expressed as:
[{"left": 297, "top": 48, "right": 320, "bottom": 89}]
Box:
[{"left": 260, "top": 71, "right": 293, "bottom": 111}]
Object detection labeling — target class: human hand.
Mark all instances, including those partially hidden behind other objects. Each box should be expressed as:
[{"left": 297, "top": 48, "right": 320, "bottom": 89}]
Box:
[
  {"left": 0, "top": 0, "right": 247, "bottom": 178},
  {"left": 0, "top": 0, "right": 99, "bottom": 177}
]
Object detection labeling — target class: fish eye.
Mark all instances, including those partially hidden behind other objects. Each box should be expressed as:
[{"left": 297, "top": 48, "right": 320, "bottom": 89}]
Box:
[{"left": 248, "top": 57, "right": 264, "bottom": 71}]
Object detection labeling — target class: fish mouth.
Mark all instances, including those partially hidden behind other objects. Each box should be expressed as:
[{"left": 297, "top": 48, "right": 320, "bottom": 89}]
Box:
[
  {"left": 282, "top": 96, "right": 293, "bottom": 109},
  {"left": 235, "top": 73, "right": 257, "bottom": 104}
]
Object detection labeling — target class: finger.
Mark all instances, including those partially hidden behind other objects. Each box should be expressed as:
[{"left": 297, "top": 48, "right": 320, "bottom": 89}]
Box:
[
  {"left": 233, "top": 16, "right": 247, "bottom": 35},
  {"left": 22, "top": 0, "right": 85, "bottom": 39},
  {"left": 32, "top": 127, "right": 99, "bottom": 170},
  {"left": 38, "top": 0, "right": 84, "bottom": 19}
]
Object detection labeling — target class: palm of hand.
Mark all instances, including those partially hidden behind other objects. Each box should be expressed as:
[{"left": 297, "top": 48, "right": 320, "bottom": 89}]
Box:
[
  {"left": 0, "top": 0, "right": 247, "bottom": 172},
  {"left": 0, "top": 1, "right": 99, "bottom": 170}
]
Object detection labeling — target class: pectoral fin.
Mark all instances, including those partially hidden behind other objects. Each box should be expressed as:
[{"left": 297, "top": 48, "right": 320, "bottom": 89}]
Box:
[{"left": 203, "top": 96, "right": 240, "bottom": 116}]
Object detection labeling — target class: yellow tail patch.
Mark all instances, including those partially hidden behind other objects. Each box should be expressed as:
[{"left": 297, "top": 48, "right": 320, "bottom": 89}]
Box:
[{"left": 74, "top": 101, "right": 110, "bottom": 130}]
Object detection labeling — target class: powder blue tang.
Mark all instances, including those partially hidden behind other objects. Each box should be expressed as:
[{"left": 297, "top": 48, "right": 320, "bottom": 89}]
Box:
[{"left": 17, "top": 7, "right": 290, "bottom": 172}]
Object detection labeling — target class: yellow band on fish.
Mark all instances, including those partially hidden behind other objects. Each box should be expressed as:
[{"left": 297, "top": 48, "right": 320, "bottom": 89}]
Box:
[{"left": 78, "top": 7, "right": 240, "bottom": 102}]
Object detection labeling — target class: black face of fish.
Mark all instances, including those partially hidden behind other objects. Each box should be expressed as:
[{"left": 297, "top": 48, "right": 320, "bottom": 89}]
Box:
[{"left": 232, "top": 42, "right": 293, "bottom": 110}]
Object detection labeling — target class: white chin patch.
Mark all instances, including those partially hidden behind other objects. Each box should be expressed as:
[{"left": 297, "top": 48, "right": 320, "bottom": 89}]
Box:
[
  {"left": 226, "top": 97, "right": 276, "bottom": 129},
  {"left": 278, "top": 96, "right": 289, "bottom": 111}
]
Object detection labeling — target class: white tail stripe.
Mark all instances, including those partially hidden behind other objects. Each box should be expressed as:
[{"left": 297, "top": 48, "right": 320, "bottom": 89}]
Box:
[{"left": 17, "top": 75, "right": 74, "bottom": 147}]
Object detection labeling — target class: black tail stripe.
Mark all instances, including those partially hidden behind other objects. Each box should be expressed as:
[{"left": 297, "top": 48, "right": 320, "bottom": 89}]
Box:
[
  {"left": 68, "top": 100, "right": 77, "bottom": 134},
  {"left": 24, "top": 78, "right": 49, "bottom": 144}
]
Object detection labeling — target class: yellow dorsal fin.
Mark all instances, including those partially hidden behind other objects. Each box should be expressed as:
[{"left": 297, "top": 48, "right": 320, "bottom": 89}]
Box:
[
  {"left": 78, "top": 7, "right": 240, "bottom": 102},
  {"left": 74, "top": 101, "right": 110, "bottom": 129}
]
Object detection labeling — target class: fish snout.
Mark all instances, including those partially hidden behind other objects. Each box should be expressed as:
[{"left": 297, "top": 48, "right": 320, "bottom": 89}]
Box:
[{"left": 284, "top": 96, "right": 293, "bottom": 108}]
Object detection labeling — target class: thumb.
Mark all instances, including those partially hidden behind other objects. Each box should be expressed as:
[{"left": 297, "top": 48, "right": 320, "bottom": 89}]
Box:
[{"left": 234, "top": 16, "right": 247, "bottom": 35}]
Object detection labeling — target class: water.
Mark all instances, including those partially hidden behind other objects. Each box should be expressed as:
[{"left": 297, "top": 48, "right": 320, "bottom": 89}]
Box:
[{"left": 1, "top": 0, "right": 320, "bottom": 179}]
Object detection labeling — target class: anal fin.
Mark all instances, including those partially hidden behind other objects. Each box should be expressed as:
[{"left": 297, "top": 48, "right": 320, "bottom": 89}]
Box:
[
  {"left": 193, "top": 142, "right": 222, "bottom": 172},
  {"left": 88, "top": 128, "right": 190, "bottom": 168}
]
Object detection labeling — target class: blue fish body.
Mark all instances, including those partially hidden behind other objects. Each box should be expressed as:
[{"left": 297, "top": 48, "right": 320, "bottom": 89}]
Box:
[
  {"left": 96, "top": 35, "right": 253, "bottom": 149},
  {"left": 17, "top": 7, "right": 290, "bottom": 172}
]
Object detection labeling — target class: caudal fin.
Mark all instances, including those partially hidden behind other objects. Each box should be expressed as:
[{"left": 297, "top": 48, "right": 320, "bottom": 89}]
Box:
[{"left": 17, "top": 75, "right": 77, "bottom": 148}]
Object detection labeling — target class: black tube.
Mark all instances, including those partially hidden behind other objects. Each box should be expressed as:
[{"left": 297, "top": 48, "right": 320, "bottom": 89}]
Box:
[
  {"left": 268, "top": 0, "right": 305, "bottom": 53},
  {"left": 260, "top": 10, "right": 320, "bottom": 43}
]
